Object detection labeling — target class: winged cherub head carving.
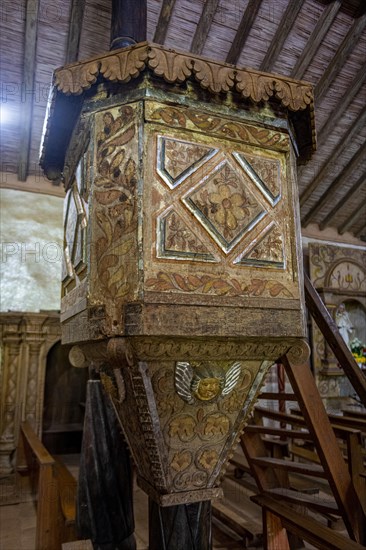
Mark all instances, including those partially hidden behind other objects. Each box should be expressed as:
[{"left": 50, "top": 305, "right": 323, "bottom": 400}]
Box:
[{"left": 175, "top": 361, "right": 242, "bottom": 404}]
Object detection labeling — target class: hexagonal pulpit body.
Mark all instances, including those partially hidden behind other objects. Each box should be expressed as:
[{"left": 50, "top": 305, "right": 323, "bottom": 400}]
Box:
[{"left": 41, "top": 42, "right": 315, "bottom": 506}]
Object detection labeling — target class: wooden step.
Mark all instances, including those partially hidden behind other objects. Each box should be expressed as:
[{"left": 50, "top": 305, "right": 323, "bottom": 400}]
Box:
[
  {"left": 245, "top": 425, "right": 312, "bottom": 440},
  {"left": 290, "top": 444, "right": 320, "bottom": 464},
  {"left": 250, "top": 457, "right": 326, "bottom": 477},
  {"left": 254, "top": 406, "right": 306, "bottom": 427},
  {"left": 264, "top": 488, "right": 340, "bottom": 516},
  {"left": 226, "top": 473, "right": 258, "bottom": 493},
  {"left": 212, "top": 500, "right": 262, "bottom": 542},
  {"left": 229, "top": 452, "right": 250, "bottom": 476},
  {"left": 290, "top": 407, "right": 366, "bottom": 433},
  {"left": 252, "top": 493, "right": 365, "bottom": 550},
  {"left": 259, "top": 392, "right": 297, "bottom": 401},
  {"left": 342, "top": 408, "right": 366, "bottom": 419}
]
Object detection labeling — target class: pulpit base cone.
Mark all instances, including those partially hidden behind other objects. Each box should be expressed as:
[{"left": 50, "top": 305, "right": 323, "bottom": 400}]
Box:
[
  {"left": 149, "top": 498, "right": 212, "bottom": 550},
  {"left": 138, "top": 476, "right": 223, "bottom": 507}
]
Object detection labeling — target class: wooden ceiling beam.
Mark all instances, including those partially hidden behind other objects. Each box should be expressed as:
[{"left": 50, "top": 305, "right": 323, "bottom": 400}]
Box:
[
  {"left": 315, "top": 11, "right": 366, "bottom": 102},
  {"left": 319, "top": 173, "right": 366, "bottom": 229},
  {"left": 153, "top": 0, "right": 176, "bottom": 44},
  {"left": 291, "top": 0, "right": 341, "bottom": 80},
  {"left": 65, "top": 0, "right": 86, "bottom": 63},
  {"left": 339, "top": 200, "right": 366, "bottom": 235},
  {"left": 190, "top": 0, "right": 220, "bottom": 55},
  {"left": 302, "top": 141, "right": 366, "bottom": 226},
  {"left": 299, "top": 105, "right": 366, "bottom": 206},
  {"left": 355, "top": 224, "right": 366, "bottom": 239},
  {"left": 225, "top": 0, "right": 262, "bottom": 65},
  {"left": 317, "top": 59, "right": 366, "bottom": 148},
  {"left": 18, "top": 0, "right": 40, "bottom": 182},
  {"left": 260, "top": 0, "right": 303, "bottom": 72}
]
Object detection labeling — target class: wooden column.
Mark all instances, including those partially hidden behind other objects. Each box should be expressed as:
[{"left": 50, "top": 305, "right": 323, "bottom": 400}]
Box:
[
  {"left": 110, "top": 0, "right": 146, "bottom": 49},
  {"left": 77, "top": 380, "right": 136, "bottom": 549},
  {"left": 149, "top": 499, "right": 212, "bottom": 550}
]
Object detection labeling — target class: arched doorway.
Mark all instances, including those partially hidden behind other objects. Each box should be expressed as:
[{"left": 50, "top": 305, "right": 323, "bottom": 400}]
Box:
[{"left": 42, "top": 341, "right": 88, "bottom": 454}]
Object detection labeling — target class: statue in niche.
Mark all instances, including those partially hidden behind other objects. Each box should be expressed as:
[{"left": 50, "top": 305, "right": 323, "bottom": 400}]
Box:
[{"left": 335, "top": 303, "right": 354, "bottom": 349}]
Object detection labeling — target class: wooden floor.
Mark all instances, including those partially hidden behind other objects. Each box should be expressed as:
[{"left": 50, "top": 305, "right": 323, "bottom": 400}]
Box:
[{"left": 0, "top": 453, "right": 319, "bottom": 550}]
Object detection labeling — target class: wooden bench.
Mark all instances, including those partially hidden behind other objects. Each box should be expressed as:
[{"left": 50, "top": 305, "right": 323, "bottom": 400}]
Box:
[{"left": 17, "top": 421, "right": 78, "bottom": 550}]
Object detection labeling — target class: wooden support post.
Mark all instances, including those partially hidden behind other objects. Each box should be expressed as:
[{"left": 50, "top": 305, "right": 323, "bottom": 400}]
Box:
[
  {"left": 262, "top": 508, "right": 290, "bottom": 550},
  {"left": 36, "top": 462, "right": 62, "bottom": 550},
  {"left": 110, "top": 0, "right": 147, "bottom": 49},
  {"left": 77, "top": 380, "right": 136, "bottom": 549},
  {"left": 252, "top": 494, "right": 366, "bottom": 550},
  {"left": 282, "top": 354, "right": 366, "bottom": 544},
  {"left": 18, "top": 0, "right": 39, "bottom": 181},
  {"left": 148, "top": 498, "right": 212, "bottom": 550},
  {"left": 345, "top": 431, "right": 366, "bottom": 515}
]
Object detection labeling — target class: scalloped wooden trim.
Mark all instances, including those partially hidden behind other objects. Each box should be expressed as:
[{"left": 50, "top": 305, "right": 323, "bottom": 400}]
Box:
[{"left": 53, "top": 42, "right": 314, "bottom": 116}]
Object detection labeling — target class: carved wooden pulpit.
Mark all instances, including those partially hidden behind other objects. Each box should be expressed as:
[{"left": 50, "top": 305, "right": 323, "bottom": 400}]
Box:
[{"left": 41, "top": 21, "right": 315, "bottom": 549}]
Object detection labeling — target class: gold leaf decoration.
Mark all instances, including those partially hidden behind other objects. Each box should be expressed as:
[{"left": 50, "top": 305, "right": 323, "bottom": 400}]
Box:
[
  {"left": 148, "top": 105, "right": 289, "bottom": 150},
  {"left": 146, "top": 271, "right": 293, "bottom": 298}
]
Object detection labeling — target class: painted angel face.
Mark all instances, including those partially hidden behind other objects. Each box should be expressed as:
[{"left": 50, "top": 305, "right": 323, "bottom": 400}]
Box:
[
  {"left": 194, "top": 377, "right": 221, "bottom": 401},
  {"left": 175, "top": 361, "right": 242, "bottom": 405}
]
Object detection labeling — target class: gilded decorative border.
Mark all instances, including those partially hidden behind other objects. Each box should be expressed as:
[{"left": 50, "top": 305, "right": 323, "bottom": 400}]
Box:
[
  {"left": 54, "top": 42, "right": 315, "bottom": 119},
  {"left": 146, "top": 103, "right": 290, "bottom": 151},
  {"left": 129, "top": 337, "right": 301, "bottom": 362},
  {"left": 146, "top": 271, "right": 293, "bottom": 299}
]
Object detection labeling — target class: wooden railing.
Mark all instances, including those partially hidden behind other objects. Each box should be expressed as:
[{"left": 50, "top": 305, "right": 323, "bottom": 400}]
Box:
[
  {"left": 304, "top": 273, "right": 366, "bottom": 406},
  {"left": 17, "top": 421, "right": 77, "bottom": 550}
]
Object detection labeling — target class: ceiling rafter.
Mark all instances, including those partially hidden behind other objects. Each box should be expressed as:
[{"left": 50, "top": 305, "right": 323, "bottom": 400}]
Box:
[
  {"left": 18, "top": 0, "right": 40, "bottom": 182},
  {"left": 65, "top": 0, "right": 86, "bottom": 64},
  {"left": 291, "top": 0, "right": 341, "bottom": 80},
  {"left": 339, "top": 201, "right": 366, "bottom": 235},
  {"left": 153, "top": 0, "right": 177, "bottom": 44},
  {"left": 315, "top": 11, "right": 366, "bottom": 102},
  {"left": 302, "top": 141, "right": 366, "bottom": 227},
  {"left": 355, "top": 224, "right": 366, "bottom": 239},
  {"left": 190, "top": 0, "right": 220, "bottom": 55},
  {"left": 317, "top": 59, "right": 366, "bottom": 148},
  {"left": 225, "top": 0, "right": 263, "bottom": 65},
  {"left": 299, "top": 106, "right": 366, "bottom": 207},
  {"left": 259, "top": 0, "right": 303, "bottom": 72},
  {"left": 319, "top": 173, "right": 366, "bottom": 229}
]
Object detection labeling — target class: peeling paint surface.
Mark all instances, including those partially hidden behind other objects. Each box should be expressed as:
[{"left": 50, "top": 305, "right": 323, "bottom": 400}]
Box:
[{"left": 0, "top": 189, "right": 63, "bottom": 312}]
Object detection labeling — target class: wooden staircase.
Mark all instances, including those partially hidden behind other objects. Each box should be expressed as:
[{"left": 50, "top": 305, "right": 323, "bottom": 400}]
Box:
[{"left": 218, "top": 274, "right": 366, "bottom": 549}]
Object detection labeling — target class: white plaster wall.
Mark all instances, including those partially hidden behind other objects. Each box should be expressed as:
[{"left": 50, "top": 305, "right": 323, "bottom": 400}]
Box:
[{"left": 0, "top": 189, "right": 64, "bottom": 312}]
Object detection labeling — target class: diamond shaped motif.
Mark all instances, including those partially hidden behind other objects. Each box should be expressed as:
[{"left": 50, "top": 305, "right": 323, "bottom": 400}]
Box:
[
  {"left": 183, "top": 160, "right": 266, "bottom": 253},
  {"left": 233, "top": 153, "right": 281, "bottom": 206},
  {"left": 235, "top": 223, "right": 285, "bottom": 268},
  {"left": 157, "top": 136, "right": 218, "bottom": 189},
  {"left": 158, "top": 210, "right": 216, "bottom": 262}
]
